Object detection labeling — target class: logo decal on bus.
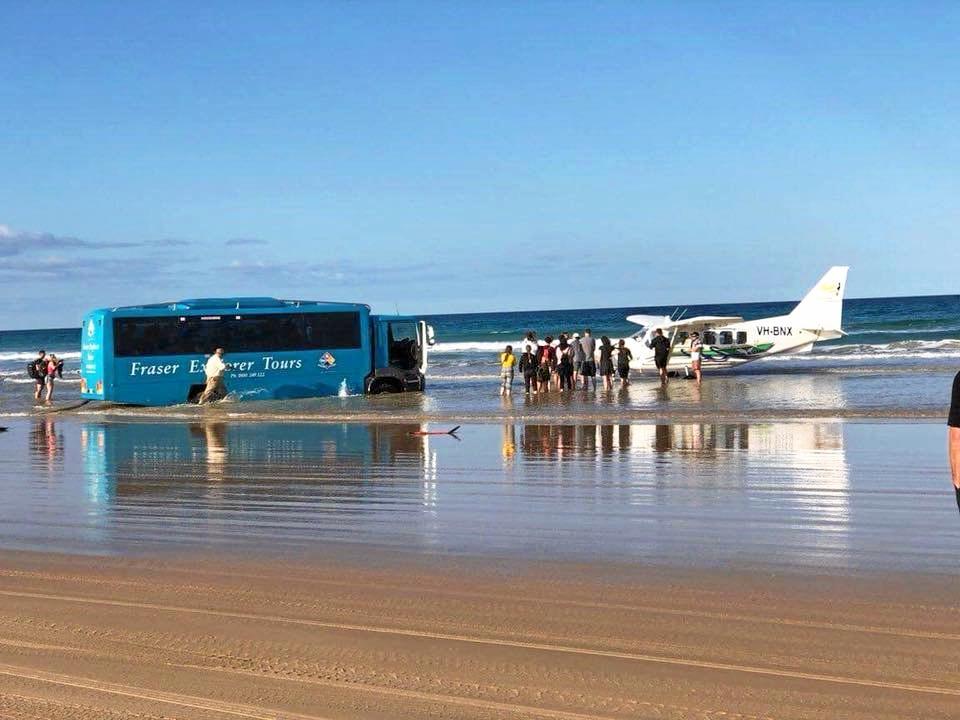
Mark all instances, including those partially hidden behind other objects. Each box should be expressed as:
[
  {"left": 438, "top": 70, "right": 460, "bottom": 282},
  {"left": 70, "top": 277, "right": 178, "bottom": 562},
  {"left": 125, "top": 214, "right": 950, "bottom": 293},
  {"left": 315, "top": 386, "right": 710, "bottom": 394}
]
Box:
[
  {"left": 319, "top": 352, "right": 336, "bottom": 369},
  {"left": 87, "top": 319, "right": 95, "bottom": 338}
]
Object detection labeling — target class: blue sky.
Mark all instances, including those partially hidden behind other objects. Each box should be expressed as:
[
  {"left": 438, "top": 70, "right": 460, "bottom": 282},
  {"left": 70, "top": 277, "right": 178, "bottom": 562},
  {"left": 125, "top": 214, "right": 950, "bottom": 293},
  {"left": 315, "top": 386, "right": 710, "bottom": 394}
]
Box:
[{"left": 2, "top": 1, "right": 958, "bottom": 329}]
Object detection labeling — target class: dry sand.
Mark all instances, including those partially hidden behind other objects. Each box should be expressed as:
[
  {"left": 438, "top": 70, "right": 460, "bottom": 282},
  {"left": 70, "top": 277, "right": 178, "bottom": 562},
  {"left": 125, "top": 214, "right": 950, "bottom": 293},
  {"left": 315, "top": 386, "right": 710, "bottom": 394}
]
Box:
[{"left": 0, "top": 550, "right": 958, "bottom": 719}]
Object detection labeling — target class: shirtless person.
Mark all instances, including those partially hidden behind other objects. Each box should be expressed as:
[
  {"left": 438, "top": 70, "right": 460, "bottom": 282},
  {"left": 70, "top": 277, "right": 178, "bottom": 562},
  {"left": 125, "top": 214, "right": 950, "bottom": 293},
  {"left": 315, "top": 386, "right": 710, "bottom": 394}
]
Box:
[{"left": 948, "top": 370, "right": 960, "bottom": 513}]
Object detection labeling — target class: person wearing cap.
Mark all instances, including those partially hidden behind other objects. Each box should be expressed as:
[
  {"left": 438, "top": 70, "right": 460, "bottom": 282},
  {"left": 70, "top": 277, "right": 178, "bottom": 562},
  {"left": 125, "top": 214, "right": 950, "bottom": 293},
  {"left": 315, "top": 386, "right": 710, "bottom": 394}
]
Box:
[{"left": 570, "top": 333, "right": 585, "bottom": 388}]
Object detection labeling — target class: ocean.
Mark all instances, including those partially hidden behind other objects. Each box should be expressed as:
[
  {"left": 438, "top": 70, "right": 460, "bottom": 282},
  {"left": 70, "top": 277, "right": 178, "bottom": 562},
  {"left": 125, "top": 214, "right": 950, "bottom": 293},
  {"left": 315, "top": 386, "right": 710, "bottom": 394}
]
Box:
[{"left": 1, "top": 294, "right": 959, "bottom": 419}]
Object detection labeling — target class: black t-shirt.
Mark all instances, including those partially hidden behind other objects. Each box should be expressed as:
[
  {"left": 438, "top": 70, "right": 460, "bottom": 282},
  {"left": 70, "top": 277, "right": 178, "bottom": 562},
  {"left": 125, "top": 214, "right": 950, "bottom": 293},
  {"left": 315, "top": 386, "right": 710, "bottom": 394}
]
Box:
[
  {"left": 650, "top": 335, "right": 670, "bottom": 358},
  {"left": 949, "top": 371, "right": 960, "bottom": 427}
]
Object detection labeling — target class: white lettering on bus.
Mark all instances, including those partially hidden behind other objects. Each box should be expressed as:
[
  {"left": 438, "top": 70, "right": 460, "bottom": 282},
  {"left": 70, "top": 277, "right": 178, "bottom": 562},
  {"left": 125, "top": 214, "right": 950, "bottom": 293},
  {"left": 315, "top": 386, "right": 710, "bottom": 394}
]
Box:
[
  {"left": 262, "top": 356, "right": 303, "bottom": 370},
  {"left": 130, "top": 358, "right": 304, "bottom": 377},
  {"left": 129, "top": 361, "right": 180, "bottom": 376}
]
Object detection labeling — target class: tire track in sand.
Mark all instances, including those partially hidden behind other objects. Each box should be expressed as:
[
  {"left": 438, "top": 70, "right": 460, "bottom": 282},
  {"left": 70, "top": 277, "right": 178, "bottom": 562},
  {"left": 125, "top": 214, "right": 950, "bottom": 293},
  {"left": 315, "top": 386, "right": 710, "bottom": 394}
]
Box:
[
  {"left": 181, "top": 663, "right": 773, "bottom": 720},
  {"left": 0, "top": 663, "right": 329, "bottom": 720},
  {"left": 3, "top": 589, "right": 959, "bottom": 698},
  {"left": 3, "top": 567, "right": 956, "bottom": 643}
]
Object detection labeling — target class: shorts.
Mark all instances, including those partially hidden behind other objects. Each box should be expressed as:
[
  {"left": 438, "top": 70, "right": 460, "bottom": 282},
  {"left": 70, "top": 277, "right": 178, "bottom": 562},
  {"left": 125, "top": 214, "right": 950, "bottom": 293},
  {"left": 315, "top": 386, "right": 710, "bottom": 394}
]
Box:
[
  {"left": 580, "top": 360, "right": 596, "bottom": 377},
  {"left": 44, "top": 375, "right": 55, "bottom": 386},
  {"left": 654, "top": 355, "right": 669, "bottom": 370},
  {"left": 599, "top": 359, "right": 614, "bottom": 376},
  {"left": 617, "top": 365, "right": 629, "bottom": 379},
  {"left": 691, "top": 357, "right": 702, "bottom": 369},
  {"left": 573, "top": 360, "right": 582, "bottom": 373}
]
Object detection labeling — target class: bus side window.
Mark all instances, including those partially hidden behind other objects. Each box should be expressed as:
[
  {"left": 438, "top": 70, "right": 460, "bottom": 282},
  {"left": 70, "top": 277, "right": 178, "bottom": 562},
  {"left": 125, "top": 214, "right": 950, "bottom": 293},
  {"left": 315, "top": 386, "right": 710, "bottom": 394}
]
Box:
[
  {"left": 719, "top": 331, "right": 733, "bottom": 345},
  {"left": 702, "top": 331, "right": 717, "bottom": 345},
  {"left": 736, "top": 331, "right": 747, "bottom": 344}
]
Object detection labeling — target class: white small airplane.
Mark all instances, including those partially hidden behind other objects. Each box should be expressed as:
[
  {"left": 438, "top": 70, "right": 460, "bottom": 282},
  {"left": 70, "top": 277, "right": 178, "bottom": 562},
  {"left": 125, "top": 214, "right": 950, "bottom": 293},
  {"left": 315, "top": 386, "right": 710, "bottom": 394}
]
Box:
[{"left": 625, "top": 266, "right": 848, "bottom": 374}]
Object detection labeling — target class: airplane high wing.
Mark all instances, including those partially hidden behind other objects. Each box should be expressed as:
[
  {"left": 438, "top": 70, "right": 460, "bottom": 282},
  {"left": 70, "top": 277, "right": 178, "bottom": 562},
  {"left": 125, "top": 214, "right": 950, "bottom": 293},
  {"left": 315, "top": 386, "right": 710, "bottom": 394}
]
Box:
[{"left": 626, "top": 315, "right": 744, "bottom": 333}]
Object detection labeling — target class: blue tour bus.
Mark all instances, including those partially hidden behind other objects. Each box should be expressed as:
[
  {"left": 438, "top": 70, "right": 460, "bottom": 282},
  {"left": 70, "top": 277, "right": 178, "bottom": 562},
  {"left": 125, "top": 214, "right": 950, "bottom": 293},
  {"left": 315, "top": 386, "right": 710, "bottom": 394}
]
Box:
[{"left": 79, "top": 297, "right": 434, "bottom": 406}]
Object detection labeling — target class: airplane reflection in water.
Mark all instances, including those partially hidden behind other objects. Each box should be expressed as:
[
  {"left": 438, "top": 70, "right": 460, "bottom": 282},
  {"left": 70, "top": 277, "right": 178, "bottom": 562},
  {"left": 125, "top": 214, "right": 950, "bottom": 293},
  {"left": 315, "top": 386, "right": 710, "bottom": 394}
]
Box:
[{"left": 509, "top": 421, "right": 851, "bottom": 555}]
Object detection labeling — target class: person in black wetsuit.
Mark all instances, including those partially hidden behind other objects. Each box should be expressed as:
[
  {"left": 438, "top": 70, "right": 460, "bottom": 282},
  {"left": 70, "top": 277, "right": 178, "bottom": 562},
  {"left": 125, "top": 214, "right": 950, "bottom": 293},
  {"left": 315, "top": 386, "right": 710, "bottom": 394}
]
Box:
[
  {"left": 647, "top": 329, "right": 671, "bottom": 384},
  {"left": 598, "top": 336, "right": 615, "bottom": 390},
  {"left": 518, "top": 344, "right": 538, "bottom": 395},
  {"left": 616, "top": 339, "right": 632, "bottom": 386},
  {"left": 948, "top": 370, "right": 960, "bottom": 513},
  {"left": 556, "top": 337, "right": 574, "bottom": 392}
]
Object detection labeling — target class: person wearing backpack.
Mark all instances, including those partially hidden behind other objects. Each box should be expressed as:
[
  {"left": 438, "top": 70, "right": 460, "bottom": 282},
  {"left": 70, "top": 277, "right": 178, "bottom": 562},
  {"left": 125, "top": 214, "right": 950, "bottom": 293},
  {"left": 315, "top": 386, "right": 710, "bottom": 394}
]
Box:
[{"left": 27, "top": 350, "right": 46, "bottom": 401}]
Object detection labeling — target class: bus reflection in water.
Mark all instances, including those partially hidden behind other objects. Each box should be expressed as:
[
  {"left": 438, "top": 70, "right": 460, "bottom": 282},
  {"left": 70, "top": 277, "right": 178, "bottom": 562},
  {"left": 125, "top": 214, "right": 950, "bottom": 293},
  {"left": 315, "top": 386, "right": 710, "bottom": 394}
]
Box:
[{"left": 79, "top": 422, "right": 432, "bottom": 506}]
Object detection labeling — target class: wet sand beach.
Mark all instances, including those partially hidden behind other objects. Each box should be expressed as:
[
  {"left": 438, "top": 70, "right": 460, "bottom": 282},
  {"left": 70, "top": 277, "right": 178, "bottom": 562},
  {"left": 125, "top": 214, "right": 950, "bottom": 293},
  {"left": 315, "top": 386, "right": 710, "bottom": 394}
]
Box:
[
  {"left": 1, "top": 551, "right": 959, "bottom": 719},
  {"left": 0, "top": 417, "right": 958, "bottom": 718}
]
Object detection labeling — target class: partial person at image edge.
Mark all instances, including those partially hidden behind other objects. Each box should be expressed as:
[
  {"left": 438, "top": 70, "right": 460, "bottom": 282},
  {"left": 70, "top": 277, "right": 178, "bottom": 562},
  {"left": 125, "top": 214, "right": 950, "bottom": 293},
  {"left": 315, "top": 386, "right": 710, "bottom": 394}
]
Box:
[{"left": 948, "top": 370, "right": 960, "bottom": 513}]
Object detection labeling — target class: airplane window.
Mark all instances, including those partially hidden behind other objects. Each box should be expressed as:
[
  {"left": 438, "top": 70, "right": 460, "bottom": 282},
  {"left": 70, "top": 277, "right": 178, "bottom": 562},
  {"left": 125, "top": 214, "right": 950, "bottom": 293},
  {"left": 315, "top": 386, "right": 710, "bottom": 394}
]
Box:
[
  {"left": 719, "top": 331, "right": 733, "bottom": 345},
  {"left": 736, "top": 331, "right": 747, "bottom": 344},
  {"left": 703, "top": 331, "right": 717, "bottom": 345},
  {"left": 676, "top": 331, "right": 689, "bottom": 344}
]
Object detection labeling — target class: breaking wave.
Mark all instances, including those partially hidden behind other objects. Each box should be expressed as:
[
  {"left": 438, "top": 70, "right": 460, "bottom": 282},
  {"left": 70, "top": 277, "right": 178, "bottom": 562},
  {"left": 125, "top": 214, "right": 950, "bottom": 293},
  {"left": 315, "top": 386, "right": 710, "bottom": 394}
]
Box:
[
  {"left": 433, "top": 338, "right": 960, "bottom": 360},
  {"left": 0, "top": 351, "right": 81, "bottom": 362}
]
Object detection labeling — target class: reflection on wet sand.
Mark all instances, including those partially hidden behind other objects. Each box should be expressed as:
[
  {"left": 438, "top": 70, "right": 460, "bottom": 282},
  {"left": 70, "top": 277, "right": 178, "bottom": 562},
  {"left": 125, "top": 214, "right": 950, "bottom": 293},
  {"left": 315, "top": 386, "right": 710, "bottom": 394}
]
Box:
[
  {"left": 29, "top": 417, "right": 63, "bottom": 474},
  {"left": 5, "top": 419, "right": 953, "bottom": 570},
  {"left": 515, "top": 421, "right": 842, "bottom": 457}
]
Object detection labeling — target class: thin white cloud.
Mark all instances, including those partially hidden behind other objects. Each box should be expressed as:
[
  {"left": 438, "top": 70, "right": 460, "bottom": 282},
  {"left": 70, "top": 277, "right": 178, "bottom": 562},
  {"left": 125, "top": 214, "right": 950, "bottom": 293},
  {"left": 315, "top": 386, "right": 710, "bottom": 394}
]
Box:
[{"left": 225, "top": 237, "right": 268, "bottom": 246}]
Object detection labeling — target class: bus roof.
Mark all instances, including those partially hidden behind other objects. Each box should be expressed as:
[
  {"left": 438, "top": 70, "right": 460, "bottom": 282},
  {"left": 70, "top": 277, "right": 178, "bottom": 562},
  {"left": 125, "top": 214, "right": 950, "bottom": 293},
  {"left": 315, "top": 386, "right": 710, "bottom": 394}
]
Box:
[{"left": 93, "top": 297, "right": 371, "bottom": 315}]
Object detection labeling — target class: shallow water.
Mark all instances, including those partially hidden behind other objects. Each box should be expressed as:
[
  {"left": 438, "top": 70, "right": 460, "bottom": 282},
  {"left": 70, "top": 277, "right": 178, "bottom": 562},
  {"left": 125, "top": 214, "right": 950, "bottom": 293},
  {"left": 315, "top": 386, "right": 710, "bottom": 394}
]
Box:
[
  {"left": 1, "top": 365, "right": 954, "bottom": 422},
  {"left": 3, "top": 294, "right": 960, "bottom": 419},
  {"left": 0, "top": 418, "right": 956, "bottom": 571}
]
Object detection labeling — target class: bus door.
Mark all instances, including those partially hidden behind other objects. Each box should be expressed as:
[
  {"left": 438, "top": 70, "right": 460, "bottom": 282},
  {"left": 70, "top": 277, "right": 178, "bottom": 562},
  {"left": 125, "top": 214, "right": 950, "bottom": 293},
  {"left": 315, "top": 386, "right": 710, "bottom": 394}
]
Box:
[
  {"left": 385, "top": 319, "right": 420, "bottom": 371},
  {"left": 80, "top": 313, "right": 106, "bottom": 398},
  {"left": 417, "top": 320, "right": 434, "bottom": 374}
]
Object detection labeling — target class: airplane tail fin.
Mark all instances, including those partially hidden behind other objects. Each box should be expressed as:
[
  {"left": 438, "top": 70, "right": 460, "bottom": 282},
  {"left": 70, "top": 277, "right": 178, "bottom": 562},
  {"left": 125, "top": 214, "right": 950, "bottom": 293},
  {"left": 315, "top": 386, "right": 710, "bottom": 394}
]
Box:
[{"left": 789, "top": 266, "right": 848, "bottom": 337}]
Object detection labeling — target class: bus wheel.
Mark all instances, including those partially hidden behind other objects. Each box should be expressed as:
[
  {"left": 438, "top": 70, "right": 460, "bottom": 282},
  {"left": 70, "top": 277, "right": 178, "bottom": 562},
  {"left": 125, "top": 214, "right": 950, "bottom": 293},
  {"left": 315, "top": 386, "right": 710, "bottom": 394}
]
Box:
[{"left": 369, "top": 379, "right": 402, "bottom": 394}]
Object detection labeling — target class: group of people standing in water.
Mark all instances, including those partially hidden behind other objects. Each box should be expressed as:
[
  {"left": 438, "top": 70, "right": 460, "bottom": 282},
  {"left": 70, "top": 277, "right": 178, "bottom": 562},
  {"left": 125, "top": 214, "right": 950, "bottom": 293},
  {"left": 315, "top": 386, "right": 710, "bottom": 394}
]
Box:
[
  {"left": 28, "top": 350, "right": 64, "bottom": 403},
  {"left": 497, "top": 329, "right": 633, "bottom": 395}
]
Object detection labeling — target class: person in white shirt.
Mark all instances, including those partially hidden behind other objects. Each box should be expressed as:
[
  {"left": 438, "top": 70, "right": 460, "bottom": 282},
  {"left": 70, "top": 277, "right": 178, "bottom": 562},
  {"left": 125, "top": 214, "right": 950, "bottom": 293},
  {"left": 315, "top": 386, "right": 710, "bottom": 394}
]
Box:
[{"left": 198, "top": 348, "right": 227, "bottom": 404}]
